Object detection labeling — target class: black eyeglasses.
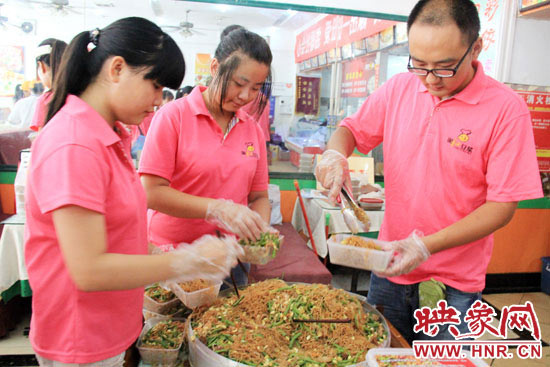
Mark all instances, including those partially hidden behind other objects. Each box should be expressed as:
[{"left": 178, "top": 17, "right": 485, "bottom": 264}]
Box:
[{"left": 407, "top": 40, "right": 475, "bottom": 78}]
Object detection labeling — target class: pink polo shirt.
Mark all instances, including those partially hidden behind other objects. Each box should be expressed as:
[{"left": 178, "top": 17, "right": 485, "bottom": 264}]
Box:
[
  {"left": 341, "top": 62, "right": 542, "bottom": 292},
  {"left": 25, "top": 95, "right": 148, "bottom": 363},
  {"left": 242, "top": 99, "right": 271, "bottom": 141},
  {"left": 138, "top": 86, "right": 268, "bottom": 245},
  {"left": 30, "top": 92, "right": 51, "bottom": 131}
]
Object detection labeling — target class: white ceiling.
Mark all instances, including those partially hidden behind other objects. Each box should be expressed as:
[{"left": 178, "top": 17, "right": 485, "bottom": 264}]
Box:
[{"left": 2, "top": 0, "right": 323, "bottom": 35}]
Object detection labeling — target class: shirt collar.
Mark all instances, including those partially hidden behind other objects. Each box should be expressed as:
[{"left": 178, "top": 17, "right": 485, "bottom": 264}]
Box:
[
  {"left": 416, "top": 61, "right": 487, "bottom": 105},
  {"left": 186, "top": 85, "right": 249, "bottom": 122},
  {"left": 63, "top": 95, "right": 128, "bottom": 146}
]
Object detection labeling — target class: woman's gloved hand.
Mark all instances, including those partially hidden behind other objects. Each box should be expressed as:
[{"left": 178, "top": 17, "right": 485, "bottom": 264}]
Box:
[
  {"left": 205, "top": 199, "right": 270, "bottom": 241},
  {"left": 168, "top": 234, "right": 244, "bottom": 283},
  {"left": 314, "top": 149, "right": 351, "bottom": 204},
  {"left": 376, "top": 231, "right": 431, "bottom": 277}
]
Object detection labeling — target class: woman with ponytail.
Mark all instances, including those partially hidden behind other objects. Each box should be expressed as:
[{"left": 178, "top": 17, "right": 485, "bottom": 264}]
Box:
[
  {"left": 29, "top": 38, "right": 67, "bottom": 132},
  {"left": 25, "top": 17, "right": 242, "bottom": 366},
  {"left": 139, "top": 27, "right": 274, "bottom": 286}
]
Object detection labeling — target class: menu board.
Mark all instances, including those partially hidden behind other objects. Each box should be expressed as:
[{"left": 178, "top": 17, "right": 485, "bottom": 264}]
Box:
[
  {"left": 295, "top": 76, "right": 321, "bottom": 116},
  {"left": 379, "top": 26, "right": 394, "bottom": 49},
  {"left": 318, "top": 52, "right": 327, "bottom": 66},
  {"left": 366, "top": 33, "right": 380, "bottom": 52},
  {"left": 341, "top": 43, "right": 353, "bottom": 59},
  {"left": 352, "top": 39, "right": 367, "bottom": 57}
]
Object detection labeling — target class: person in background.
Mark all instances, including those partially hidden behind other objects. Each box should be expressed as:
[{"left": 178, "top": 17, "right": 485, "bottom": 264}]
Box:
[
  {"left": 175, "top": 85, "right": 194, "bottom": 99},
  {"left": 13, "top": 84, "right": 25, "bottom": 103},
  {"left": 315, "top": 0, "right": 542, "bottom": 344},
  {"left": 161, "top": 89, "right": 174, "bottom": 106},
  {"left": 29, "top": 38, "right": 68, "bottom": 132},
  {"left": 139, "top": 27, "right": 274, "bottom": 286},
  {"left": 25, "top": 17, "right": 242, "bottom": 366},
  {"left": 7, "top": 81, "right": 44, "bottom": 129}
]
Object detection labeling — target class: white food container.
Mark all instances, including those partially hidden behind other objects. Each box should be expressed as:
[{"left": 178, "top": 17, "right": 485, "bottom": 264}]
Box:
[
  {"left": 137, "top": 317, "right": 186, "bottom": 366},
  {"left": 169, "top": 281, "right": 222, "bottom": 309},
  {"left": 327, "top": 234, "right": 392, "bottom": 272}
]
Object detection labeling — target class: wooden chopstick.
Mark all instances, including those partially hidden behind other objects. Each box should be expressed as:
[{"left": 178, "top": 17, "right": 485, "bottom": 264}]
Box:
[
  {"left": 229, "top": 270, "right": 239, "bottom": 298},
  {"left": 292, "top": 318, "right": 351, "bottom": 323}
]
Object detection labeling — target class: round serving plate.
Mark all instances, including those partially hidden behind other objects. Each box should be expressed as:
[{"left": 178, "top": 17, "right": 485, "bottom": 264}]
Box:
[{"left": 187, "top": 282, "right": 390, "bottom": 367}]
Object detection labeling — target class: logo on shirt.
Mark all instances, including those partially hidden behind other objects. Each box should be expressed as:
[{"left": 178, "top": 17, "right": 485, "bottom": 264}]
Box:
[
  {"left": 447, "top": 129, "right": 474, "bottom": 155},
  {"left": 242, "top": 142, "right": 258, "bottom": 158}
]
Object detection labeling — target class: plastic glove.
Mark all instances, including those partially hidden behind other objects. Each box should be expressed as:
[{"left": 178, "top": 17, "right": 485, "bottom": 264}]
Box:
[
  {"left": 205, "top": 199, "right": 270, "bottom": 241},
  {"left": 314, "top": 149, "right": 351, "bottom": 204},
  {"left": 168, "top": 234, "right": 244, "bottom": 283},
  {"left": 376, "top": 231, "right": 430, "bottom": 277}
]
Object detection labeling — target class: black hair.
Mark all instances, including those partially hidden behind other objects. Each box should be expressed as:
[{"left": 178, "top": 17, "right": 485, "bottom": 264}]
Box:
[
  {"left": 212, "top": 28, "right": 272, "bottom": 118},
  {"left": 176, "top": 85, "right": 194, "bottom": 99},
  {"left": 32, "top": 82, "right": 44, "bottom": 95},
  {"left": 220, "top": 24, "right": 245, "bottom": 41},
  {"left": 13, "top": 84, "right": 24, "bottom": 102},
  {"left": 46, "top": 17, "right": 185, "bottom": 124},
  {"left": 407, "top": 0, "right": 480, "bottom": 45},
  {"left": 162, "top": 89, "right": 174, "bottom": 101},
  {"left": 36, "top": 38, "right": 68, "bottom": 86}
]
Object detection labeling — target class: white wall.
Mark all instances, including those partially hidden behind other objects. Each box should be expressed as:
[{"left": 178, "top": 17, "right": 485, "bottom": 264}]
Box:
[{"left": 506, "top": 17, "right": 550, "bottom": 87}]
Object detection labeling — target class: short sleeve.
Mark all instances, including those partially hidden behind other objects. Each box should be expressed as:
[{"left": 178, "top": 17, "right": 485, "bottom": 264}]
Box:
[
  {"left": 250, "top": 125, "right": 268, "bottom": 192},
  {"left": 138, "top": 106, "right": 179, "bottom": 182},
  {"left": 30, "top": 93, "right": 49, "bottom": 132},
  {"left": 30, "top": 144, "right": 109, "bottom": 214},
  {"left": 339, "top": 82, "right": 388, "bottom": 154},
  {"left": 485, "top": 112, "right": 543, "bottom": 202}
]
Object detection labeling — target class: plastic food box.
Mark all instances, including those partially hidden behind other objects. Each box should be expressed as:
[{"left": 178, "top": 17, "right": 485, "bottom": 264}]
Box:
[
  {"left": 240, "top": 235, "right": 284, "bottom": 265},
  {"left": 327, "top": 234, "right": 392, "bottom": 272},
  {"left": 143, "top": 287, "right": 181, "bottom": 314},
  {"left": 169, "top": 281, "right": 222, "bottom": 309},
  {"left": 137, "top": 317, "right": 186, "bottom": 366},
  {"left": 366, "top": 348, "right": 489, "bottom": 367},
  {"left": 142, "top": 306, "right": 186, "bottom": 322}
]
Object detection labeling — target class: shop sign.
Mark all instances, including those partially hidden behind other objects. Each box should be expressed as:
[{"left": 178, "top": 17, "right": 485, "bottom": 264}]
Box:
[
  {"left": 295, "top": 14, "right": 396, "bottom": 63},
  {"left": 341, "top": 53, "right": 378, "bottom": 98},
  {"left": 472, "top": 0, "right": 503, "bottom": 78},
  {"left": 295, "top": 76, "right": 320, "bottom": 115},
  {"left": 516, "top": 91, "right": 550, "bottom": 172}
]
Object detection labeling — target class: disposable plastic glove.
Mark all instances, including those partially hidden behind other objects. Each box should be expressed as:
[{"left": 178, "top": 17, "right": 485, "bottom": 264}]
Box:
[
  {"left": 376, "top": 231, "right": 431, "bottom": 277},
  {"left": 314, "top": 149, "right": 351, "bottom": 204},
  {"left": 168, "top": 234, "right": 244, "bottom": 283},
  {"left": 205, "top": 199, "right": 270, "bottom": 241}
]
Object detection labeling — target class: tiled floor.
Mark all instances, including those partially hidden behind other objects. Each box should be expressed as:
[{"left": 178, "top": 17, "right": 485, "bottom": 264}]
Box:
[{"left": 0, "top": 280, "right": 548, "bottom": 366}]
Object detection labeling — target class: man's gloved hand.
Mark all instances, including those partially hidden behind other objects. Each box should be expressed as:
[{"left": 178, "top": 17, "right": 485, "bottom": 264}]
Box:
[
  {"left": 314, "top": 149, "right": 351, "bottom": 204},
  {"left": 376, "top": 231, "right": 431, "bottom": 277},
  {"left": 205, "top": 199, "right": 270, "bottom": 241},
  {"left": 168, "top": 234, "right": 244, "bottom": 283}
]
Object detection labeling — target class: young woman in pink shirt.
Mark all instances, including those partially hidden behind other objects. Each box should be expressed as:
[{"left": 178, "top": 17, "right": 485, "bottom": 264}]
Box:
[
  {"left": 25, "top": 17, "right": 242, "bottom": 366},
  {"left": 29, "top": 38, "right": 67, "bottom": 132},
  {"left": 140, "top": 28, "right": 274, "bottom": 285}
]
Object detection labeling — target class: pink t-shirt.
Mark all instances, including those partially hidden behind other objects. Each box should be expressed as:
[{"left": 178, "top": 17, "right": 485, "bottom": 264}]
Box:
[
  {"left": 25, "top": 95, "right": 148, "bottom": 363},
  {"left": 30, "top": 92, "right": 51, "bottom": 132},
  {"left": 340, "top": 62, "right": 542, "bottom": 292},
  {"left": 138, "top": 86, "right": 268, "bottom": 245}
]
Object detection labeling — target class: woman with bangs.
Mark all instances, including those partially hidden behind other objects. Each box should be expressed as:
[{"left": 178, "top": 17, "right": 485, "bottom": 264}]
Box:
[
  {"left": 24, "top": 17, "right": 242, "bottom": 366},
  {"left": 139, "top": 27, "right": 274, "bottom": 285}
]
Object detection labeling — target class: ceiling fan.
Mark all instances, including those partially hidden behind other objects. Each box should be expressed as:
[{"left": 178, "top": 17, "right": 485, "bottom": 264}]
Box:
[
  {"left": 0, "top": 3, "right": 34, "bottom": 33},
  {"left": 161, "top": 10, "right": 207, "bottom": 38},
  {"left": 19, "top": 0, "right": 83, "bottom": 15}
]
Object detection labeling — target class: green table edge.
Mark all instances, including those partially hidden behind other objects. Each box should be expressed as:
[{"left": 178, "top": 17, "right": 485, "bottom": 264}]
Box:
[{"left": 1, "top": 280, "right": 32, "bottom": 303}]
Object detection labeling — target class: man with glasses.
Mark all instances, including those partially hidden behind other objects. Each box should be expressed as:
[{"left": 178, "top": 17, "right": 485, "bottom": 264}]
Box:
[{"left": 315, "top": 0, "right": 542, "bottom": 343}]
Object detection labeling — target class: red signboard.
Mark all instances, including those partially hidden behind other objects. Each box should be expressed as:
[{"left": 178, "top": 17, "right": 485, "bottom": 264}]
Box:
[
  {"left": 295, "top": 15, "right": 396, "bottom": 63},
  {"left": 295, "top": 76, "right": 321, "bottom": 115},
  {"left": 516, "top": 91, "right": 550, "bottom": 172},
  {"left": 341, "top": 54, "right": 378, "bottom": 98}
]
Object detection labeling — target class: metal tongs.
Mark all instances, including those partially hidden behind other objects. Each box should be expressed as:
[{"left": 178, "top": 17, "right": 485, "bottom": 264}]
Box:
[{"left": 340, "top": 186, "right": 370, "bottom": 234}]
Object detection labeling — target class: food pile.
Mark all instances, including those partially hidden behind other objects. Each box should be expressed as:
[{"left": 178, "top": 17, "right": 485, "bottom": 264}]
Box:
[
  {"left": 341, "top": 236, "right": 381, "bottom": 250},
  {"left": 190, "top": 279, "right": 387, "bottom": 366},
  {"left": 141, "top": 320, "right": 186, "bottom": 349},
  {"left": 145, "top": 284, "right": 177, "bottom": 303},
  {"left": 178, "top": 279, "right": 212, "bottom": 293}
]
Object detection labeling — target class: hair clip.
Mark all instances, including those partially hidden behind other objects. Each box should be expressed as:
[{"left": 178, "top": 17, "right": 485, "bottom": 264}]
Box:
[{"left": 88, "top": 28, "right": 100, "bottom": 52}]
